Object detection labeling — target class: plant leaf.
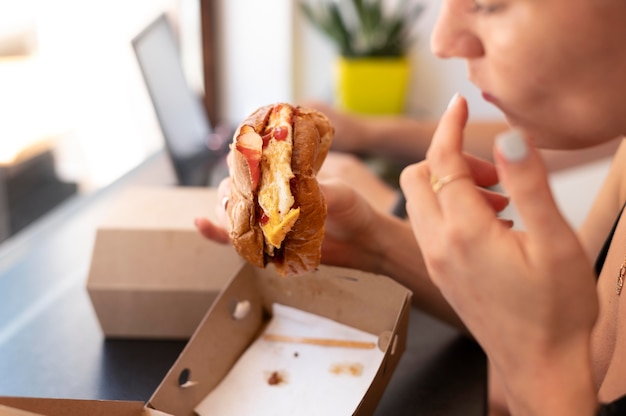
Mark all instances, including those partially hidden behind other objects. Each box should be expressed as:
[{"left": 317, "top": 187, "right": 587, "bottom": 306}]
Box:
[{"left": 299, "top": 0, "right": 425, "bottom": 57}]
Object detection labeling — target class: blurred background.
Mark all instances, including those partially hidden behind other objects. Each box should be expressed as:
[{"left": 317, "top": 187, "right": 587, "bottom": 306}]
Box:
[{"left": 0, "top": 0, "right": 510, "bottom": 243}]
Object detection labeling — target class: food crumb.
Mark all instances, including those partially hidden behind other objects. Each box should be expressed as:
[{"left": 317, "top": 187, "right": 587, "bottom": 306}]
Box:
[
  {"left": 267, "top": 371, "right": 285, "bottom": 385},
  {"left": 330, "top": 362, "right": 363, "bottom": 376}
]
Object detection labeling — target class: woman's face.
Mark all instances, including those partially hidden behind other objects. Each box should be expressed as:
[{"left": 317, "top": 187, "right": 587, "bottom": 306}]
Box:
[{"left": 431, "top": 0, "right": 626, "bottom": 149}]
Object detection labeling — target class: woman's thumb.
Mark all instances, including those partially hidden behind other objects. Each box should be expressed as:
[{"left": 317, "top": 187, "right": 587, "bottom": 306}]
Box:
[{"left": 495, "top": 129, "right": 567, "bottom": 237}]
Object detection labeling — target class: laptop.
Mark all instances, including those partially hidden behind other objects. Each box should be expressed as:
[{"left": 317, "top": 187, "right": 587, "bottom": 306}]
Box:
[{"left": 132, "top": 14, "right": 231, "bottom": 187}]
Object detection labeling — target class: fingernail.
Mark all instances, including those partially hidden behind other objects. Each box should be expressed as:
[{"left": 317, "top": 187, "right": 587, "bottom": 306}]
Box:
[
  {"left": 496, "top": 129, "right": 528, "bottom": 162},
  {"left": 447, "top": 92, "right": 460, "bottom": 110}
]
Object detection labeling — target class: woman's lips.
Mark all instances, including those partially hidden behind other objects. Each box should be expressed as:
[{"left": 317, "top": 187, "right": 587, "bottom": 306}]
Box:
[
  {"left": 481, "top": 92, "right": 507, "bottom": 114},
  {"left": 482, "top": 92, "right": 497, "bottom": 104}
]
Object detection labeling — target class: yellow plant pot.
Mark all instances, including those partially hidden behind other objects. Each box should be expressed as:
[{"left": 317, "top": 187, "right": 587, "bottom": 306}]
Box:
[{"left": 335, "top": 56, "right": 410, "bottom": 115}]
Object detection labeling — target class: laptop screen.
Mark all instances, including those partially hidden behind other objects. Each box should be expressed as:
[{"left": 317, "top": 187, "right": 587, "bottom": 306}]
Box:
[{"left": 132, "top": 14, "right": 229, "bottom": 186}]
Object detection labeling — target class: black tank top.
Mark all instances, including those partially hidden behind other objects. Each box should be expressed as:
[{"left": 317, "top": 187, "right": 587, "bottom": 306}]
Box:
[
  {"left": 594, "top": 203, "right": 626, "bottom": 277},
  {"left": 593, "top": 202, "right": 626, "bottom": 412}
]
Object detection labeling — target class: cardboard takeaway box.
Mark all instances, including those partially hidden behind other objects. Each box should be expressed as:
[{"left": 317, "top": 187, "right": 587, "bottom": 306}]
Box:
[
  {"left": 86, "top": 186, "right": 244, "bottom": 339},
  {"left": 1, "top": 263, "right": 412, "bottom": 415}
]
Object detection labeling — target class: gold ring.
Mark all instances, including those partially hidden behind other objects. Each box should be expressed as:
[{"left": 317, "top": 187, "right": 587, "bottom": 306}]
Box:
[{"left": 430, "top": 173, "right": 470, "bottom": 193}]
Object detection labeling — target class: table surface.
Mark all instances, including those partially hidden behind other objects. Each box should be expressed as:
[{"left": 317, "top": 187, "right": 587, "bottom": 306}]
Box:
[{"left": 0, "top": 151, "right": 486, "bottom": 415}]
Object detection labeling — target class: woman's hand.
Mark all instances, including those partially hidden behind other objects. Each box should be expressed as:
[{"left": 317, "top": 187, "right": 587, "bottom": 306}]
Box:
[
  {"left": 194, "top": 176, "right": 231, "bottom": 244},
  {"left": 194, "top": 173, "right": 394, "bottom": 275},
  {"left": 400, "top": 94, "right": 598, "bottom": 414},
  {"left": 318, "top": 152, "right": 399, "bottom": 213},
  {"left": 317, "top": 178, "right": 394, "bottom": 273}
]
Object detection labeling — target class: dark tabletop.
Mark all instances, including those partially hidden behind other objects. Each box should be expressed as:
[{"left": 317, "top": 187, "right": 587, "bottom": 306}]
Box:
[{"left": 0, "top": 151, "right": 486, "bottom": 415}]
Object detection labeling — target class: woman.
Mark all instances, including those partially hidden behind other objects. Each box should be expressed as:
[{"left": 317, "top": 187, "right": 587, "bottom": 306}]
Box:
[
  {"left": 400, "top": 0, "right": 626, "bottom": 412},
  {"left": 196, "top": 0, "right": 626, "bottom": 413}
]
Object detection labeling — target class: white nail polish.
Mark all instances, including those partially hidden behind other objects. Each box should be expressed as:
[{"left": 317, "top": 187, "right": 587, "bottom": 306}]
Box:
[
  {"left": 496, "top": 129, "right": 528, "bottom": 162},
  {"left": 447, "top": 92, "right": 460, "bottom": 110}
]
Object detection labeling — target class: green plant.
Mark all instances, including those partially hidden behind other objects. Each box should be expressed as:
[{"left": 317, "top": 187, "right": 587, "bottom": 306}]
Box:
[{"left": 299, "top": 0, "right": 424, "bottom": 58}]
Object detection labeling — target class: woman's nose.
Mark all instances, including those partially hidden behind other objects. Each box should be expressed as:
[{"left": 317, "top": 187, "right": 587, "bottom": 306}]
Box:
[{"left": 430, "top": 3, "right": 484, "bottom": 59}]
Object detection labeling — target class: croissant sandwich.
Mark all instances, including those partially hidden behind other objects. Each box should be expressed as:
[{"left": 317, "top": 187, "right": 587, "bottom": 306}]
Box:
[{"left": 226, "top": 103, "right": 334, "bottom": 276}]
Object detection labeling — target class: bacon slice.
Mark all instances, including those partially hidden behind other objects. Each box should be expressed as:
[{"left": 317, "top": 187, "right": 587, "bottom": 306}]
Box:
[{"left": 235, "top": 126, "right": 263, "bottom": 191}]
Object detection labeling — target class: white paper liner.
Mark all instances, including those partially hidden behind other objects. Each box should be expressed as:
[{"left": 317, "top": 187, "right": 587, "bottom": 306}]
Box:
[{"left": 194, "top": 303, "right": 385, "bottom": 416}]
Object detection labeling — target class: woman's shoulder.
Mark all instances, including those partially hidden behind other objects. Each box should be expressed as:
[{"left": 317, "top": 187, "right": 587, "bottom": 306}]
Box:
[
  {"left": 578, "top": 138, "right": 626, "bottom": 259},
  {"left": 588, "top": 138, "right": 626, "bottom": 400}
]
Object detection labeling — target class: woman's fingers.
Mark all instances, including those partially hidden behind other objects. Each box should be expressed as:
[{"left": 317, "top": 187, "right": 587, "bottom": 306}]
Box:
[
  {"left": 401, "top": 94, "right": 499, "bottom": 247},
  {"left": 494, "top": 130, "right": 570, "bottom": 242},
  {"left": 194, "top": 217, "right": 230, "bottom": 244},
  {"left": 194, "top": 177, "right": 232, "bottom": 244},
  {"left": 215, "top": 177, "right": 231, "bottom": 228},
  {"left": 464, "top": 153, "right": 499, "bottom": 188},
  {"left": 399, "top": 162, "right": 442, "bottom": 266},
  {"left": 479, "top": 187, "right": 510, "bottom": 214},
  {"left": 425, "top": 94, "right": 494, "bottom": 223}
]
